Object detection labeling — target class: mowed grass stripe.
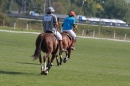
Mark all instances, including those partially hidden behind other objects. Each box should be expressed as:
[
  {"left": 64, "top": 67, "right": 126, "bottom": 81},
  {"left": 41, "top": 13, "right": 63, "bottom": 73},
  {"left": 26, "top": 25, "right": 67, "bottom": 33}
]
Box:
[{"left": 0, "top": 32, "right": 130, "bottom": 86}]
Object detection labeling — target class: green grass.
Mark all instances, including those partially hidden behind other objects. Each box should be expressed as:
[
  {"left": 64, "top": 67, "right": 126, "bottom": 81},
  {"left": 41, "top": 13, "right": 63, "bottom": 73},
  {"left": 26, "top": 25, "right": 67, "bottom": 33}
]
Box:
[
  {"left": 0, "top": 31, "right": 130, "bottom": 86},
  {"left": 0, "top": 26, "right": 42, "bottom": 32}
]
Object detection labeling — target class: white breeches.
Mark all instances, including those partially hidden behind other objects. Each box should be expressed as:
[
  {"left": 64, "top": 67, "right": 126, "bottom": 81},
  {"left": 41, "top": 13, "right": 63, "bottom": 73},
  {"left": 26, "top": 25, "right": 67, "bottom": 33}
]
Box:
[
  {"left": 62, "top": 30, "right": 76, "bottom": 40},
  {"left": 53, "top": 31, "right": 62, "bottom": 40}
]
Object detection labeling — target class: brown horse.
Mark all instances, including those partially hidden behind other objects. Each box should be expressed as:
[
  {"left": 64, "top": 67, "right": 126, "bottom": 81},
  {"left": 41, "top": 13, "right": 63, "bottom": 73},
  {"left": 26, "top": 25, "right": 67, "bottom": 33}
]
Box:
[
  {"left": 56, "top": 32, "right": 73, "bottom": 65},
  {"left": 32, "top": 32, "right": 58, "bottom": 75}
]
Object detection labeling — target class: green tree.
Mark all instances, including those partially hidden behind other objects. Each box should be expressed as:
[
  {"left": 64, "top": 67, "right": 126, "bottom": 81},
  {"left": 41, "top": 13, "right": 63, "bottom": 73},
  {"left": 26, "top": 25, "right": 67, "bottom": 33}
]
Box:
[
  {"left": 0, "top": 0, "right": 10, "bottom": 12},
  {"left": 53, "top": 2, "right": 67, "bottom": 14},
  {"left": 104, "top": 0, "right": 129, "bottom": 21},
  {"left": 82, "top": 0, "right": 96, "bottom": 17},
  {"left": 0, "top": 13, "right": 9, "bottom": 26}
]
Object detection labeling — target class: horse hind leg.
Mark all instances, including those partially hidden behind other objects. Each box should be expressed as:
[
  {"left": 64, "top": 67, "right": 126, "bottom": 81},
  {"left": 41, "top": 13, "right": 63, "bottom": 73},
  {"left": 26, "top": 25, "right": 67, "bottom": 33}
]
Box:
[
  {"left": 47, "top": 59, "right": 52, "bottom": 72},
  {"left": 56, "top": 52, "right": 63, "bottom": 65},
  {"left": 41, "top": 55, "right": 48, "bottom": 75},
  {"left": 67, "top": 48, "right": 72, "bottom": 60},
  {"left": 39, "top": 54, "right": 45, "bottom": 75},
  {"left": 41, "top": 52, "right": 52, "bottom": 75},
  {"left": 39, "top": 54, "right": 44, "bottom": 72},
  {"left": 56, "top": 54, "right": 62, "bottom": 66},
  {"left": 38, "top": 54, "right": 48, "bottom": 75},
  {"left": 56, "top": 54, "right": 60, "bottom": 66},
  {"left": 47, "top": 53, "right": 59, "bottom": 72},
  {"left": 59, "top": 54, "right": 63, "bottom": 65},
  {"left": 63, "top": 49, "right": 71, "bottom": 63},
  {"left": 51, "top": 51, "right": 58, "bottom": 66},
  {"left": 41, "top": 61, "right": 48, "bottom": 75},
  {"left": 63, "top": 53, "right": 68, "bottom": 63}
]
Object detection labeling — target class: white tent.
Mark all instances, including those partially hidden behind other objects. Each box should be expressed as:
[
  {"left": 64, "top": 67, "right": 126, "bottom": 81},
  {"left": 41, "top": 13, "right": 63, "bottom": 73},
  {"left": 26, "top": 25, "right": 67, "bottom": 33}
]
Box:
[
  {"left": 77, "top": 16, "right": 128, "bottom": 26},
  {"left": 77, "top": 15, "right": 87, "bottom": 20}
]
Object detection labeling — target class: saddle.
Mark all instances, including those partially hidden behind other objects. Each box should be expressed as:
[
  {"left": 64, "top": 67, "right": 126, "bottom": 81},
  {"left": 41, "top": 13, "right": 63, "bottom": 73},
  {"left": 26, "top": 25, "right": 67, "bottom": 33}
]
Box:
[
  {"left": 45, "top": 31, "right": 58, "bottom": 41},
  {"left": 61, "top": 32, "right": 72, "bottom": 40},
  {"left": 45, "top": 31, "right": 53, "bottom": 33}
]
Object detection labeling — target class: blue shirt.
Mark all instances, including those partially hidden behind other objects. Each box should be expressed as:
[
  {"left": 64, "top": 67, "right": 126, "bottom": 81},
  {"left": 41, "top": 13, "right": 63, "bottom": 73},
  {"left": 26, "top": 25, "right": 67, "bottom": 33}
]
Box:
[{"left": 62, "top": 16, "right": 76, "bottom": 30}]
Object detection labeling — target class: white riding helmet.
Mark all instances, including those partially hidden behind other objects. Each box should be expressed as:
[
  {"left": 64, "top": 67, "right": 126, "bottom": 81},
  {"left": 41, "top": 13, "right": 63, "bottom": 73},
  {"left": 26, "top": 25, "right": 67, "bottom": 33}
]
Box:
[{"left": 47, "top": 7, "right": 55, "bottom": 13}]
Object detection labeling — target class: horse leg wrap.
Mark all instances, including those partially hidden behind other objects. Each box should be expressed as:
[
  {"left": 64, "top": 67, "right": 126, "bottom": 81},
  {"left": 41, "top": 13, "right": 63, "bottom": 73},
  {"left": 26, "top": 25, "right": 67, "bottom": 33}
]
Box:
[
  {"left": 66, "top": 57, "right": 69, "bottom": 60},
  {"left": 44, "top": 62, "right": 47, "bottom": 71},
  {"left": 60, "top": 55, "right": 62, "bottom": 58},
  {"left": 41, "top": 64, "right": 44, "bottom": 71}
]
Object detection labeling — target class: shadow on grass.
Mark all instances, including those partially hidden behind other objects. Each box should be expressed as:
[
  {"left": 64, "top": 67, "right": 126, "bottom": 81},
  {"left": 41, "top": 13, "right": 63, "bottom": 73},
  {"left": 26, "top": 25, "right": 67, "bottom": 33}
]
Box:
[
  {"left": 16, "top": 62, "right": 59, "bottom": 66},
  {"left": 0, "top": 70, "right": 26, "bottom": 75},
  {"left": 16, "top": 62, "right": 39, "bottom": 65}
]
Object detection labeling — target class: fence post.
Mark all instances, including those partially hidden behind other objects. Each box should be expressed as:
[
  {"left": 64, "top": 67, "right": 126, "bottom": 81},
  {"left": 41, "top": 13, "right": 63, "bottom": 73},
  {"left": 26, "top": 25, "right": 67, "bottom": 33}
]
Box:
[
  {"left": 26, "top": 24, "right": 28, "bottom": 30},
  {"left": 14, "top": 23, "right": 16, "bottom": 29},
  {"left": 124, "top": 34, "right": 127, "bottom": 40},
  {"left": 114, "top": 32, "right": 116, "bottom": 39},
  {"left": 82, "top": 29, "right": 84, "bottom": 36},
  {"left": 93, "top": 30, "right": 95, "bottom": 37},
  {"left": 98, "top": 28, "right": 100, "bottom": 36},
  {"left": 113, "top": 30, "right": 116, "bottom": 39},
  {"left": 86, "top": 28, "right": 90, "bottom": 35},
  {"left": 30, "top": 20, "right": 31, "bottom": 29}
]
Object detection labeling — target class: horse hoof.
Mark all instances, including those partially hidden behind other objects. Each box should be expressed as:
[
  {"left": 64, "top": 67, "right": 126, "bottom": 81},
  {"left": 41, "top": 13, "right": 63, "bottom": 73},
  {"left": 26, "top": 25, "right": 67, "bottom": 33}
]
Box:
[
  {"left": 63, "top": 60, "right": 66, "bottom": 63},
  {"left": 63, "top": 58, "right": 66, "bottom": 63},
  {"left": 41, "top": 71, "right": 48, "bottom": 75},
  {"left": 60, "top": 63, "right": 62, "bottom": 65},
  {"left": 41, "top": 71, "right": 44, "bottom": 75},
  {"left": 57, "top": 63, "right": 60, "bottom": 66}
]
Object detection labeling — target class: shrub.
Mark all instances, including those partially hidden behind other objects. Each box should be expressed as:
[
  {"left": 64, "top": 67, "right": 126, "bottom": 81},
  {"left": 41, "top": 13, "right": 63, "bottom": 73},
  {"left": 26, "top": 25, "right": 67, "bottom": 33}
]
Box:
[{"left": 0, "top": 13, "right": 9, "bottom": 26}]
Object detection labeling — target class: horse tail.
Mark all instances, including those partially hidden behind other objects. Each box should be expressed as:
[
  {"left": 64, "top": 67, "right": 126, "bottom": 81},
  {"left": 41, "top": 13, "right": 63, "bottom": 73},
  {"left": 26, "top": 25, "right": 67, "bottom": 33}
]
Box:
[{"left": 32, "top": 33, "right": 44, "bottom": 60}]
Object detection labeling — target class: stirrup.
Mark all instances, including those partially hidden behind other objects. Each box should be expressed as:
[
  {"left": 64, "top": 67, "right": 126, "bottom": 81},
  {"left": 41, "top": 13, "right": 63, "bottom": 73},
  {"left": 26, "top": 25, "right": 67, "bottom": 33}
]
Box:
[{"left": 71, "top": 46, "right": 75, "bottom": 50}]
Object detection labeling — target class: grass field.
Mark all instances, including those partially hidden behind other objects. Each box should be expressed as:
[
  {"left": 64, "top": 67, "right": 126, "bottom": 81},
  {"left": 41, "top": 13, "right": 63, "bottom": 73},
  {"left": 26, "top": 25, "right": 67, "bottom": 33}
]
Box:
[{"left": 0, "top": 31, "right": 130, "bottom": 86}]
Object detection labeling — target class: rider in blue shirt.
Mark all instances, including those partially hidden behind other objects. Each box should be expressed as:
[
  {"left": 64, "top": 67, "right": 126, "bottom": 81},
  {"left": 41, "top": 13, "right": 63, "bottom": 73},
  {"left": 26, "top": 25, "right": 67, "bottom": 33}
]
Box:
[{"left": 62, "top": 11, "right": 77, "bottom": 50}]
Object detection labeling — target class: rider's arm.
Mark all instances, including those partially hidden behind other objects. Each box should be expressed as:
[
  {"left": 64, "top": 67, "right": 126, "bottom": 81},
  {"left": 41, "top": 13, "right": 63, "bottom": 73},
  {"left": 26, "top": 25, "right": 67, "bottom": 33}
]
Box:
[
  {"left": 52, "top": 14, "right": 60, "bottom": 30},
  {"left": 73, "top": 24, "right": 77, "bottom": 29},
  {"left": 55, "top": 22, "right": 59, "bottom": 29},
  {"left": 72, "top": 23, "right": 77, "bottom": 33}
]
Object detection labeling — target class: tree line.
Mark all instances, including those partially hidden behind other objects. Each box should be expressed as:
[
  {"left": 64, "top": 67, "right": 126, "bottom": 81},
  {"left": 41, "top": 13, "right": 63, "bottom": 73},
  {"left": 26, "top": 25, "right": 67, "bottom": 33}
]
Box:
[{"left": 0, "top": 0, "right": 130, "bottom": 24}]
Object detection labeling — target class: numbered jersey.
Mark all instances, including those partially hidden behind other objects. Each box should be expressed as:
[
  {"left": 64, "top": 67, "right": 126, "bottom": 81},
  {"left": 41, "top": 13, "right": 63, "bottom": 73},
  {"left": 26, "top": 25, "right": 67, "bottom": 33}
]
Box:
[{"left": 42, "top": 14, "right": 57, "bottom": 32}]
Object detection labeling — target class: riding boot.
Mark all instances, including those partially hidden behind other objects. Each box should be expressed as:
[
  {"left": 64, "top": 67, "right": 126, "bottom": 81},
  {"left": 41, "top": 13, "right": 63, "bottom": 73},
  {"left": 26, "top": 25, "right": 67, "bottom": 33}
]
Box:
[
  {"left": 71, "top": 39, "right": 76, "bottom": 50},
  {"left": 59, "top": 40, "right": 67, "bottom": 52}
]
